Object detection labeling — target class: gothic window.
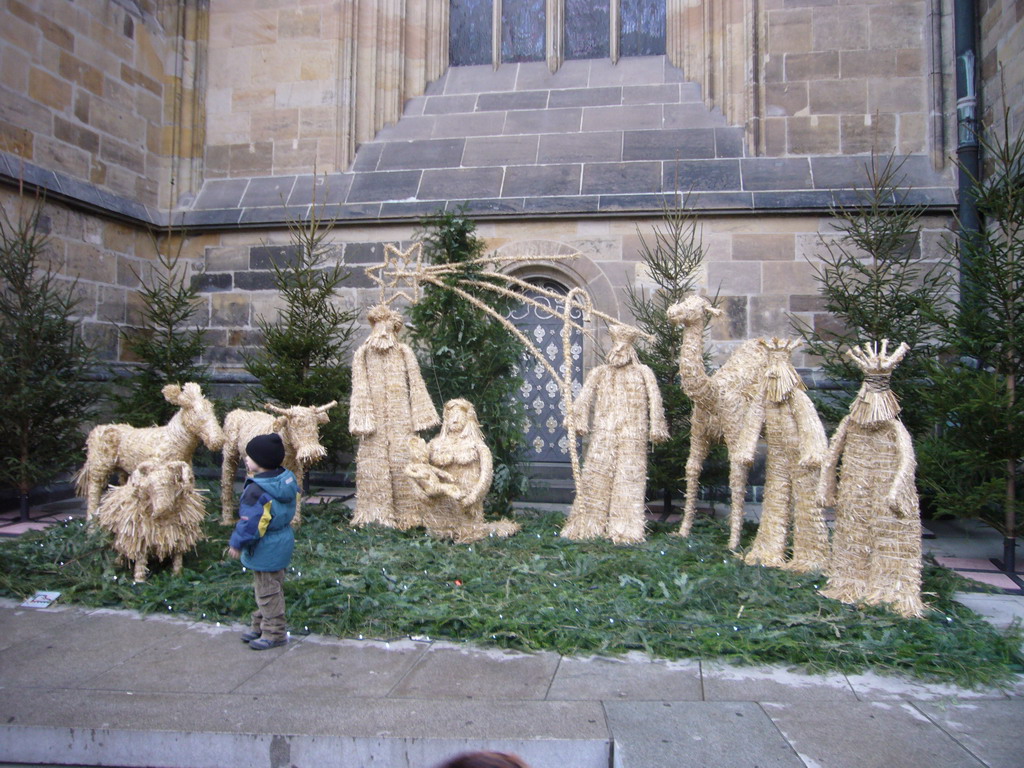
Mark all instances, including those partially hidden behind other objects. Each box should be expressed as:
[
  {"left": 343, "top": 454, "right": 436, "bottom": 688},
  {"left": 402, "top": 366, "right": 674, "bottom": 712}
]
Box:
[{"left": 450, "top": 0, "right": 665, "bottom": 68}]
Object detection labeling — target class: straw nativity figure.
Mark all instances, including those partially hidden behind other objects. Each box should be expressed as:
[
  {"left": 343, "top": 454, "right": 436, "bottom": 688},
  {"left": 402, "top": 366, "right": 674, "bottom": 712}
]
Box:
[
  {"left": 817, "top": 340, "right": 926, "bottom": 618},
  {"left": 349, "top": 304, "right": 440, "bottom": 529},
  {"left": 77, "top": 383, "right": 225, "bottom": 520},
  {"left": 406, "top": 398, "right": 519, "bottom": 543},
  {"left": 737, "top": 338, "right": 829, "bottom": 572},
  {"left": 666, "top": 295, "right": 769, "bottom": 550},
  {"left": 560, "top": 324, "right": 669, "bottom": 544},
  {"left": 94, "top": 460, "right": 206, "bottom": 583}
]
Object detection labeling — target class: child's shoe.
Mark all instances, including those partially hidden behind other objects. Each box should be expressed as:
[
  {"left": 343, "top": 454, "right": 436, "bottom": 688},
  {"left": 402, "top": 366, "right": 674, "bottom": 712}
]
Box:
[
  {"left": 249, "top": 636, "right": 287, "bottom": 650},
  {"left": 240, "top": 630, "right": 261, "bottom": 643}
]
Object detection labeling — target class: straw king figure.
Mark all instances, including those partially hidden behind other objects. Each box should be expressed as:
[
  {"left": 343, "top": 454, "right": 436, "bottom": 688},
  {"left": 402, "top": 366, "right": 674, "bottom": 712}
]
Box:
[
  {"left": 406, "top": 398, "right": 519, "bottom": 542},
  {"left": 737, "top": 338, "right": 829, "bottom": 572},
  {"left": 666, "top": 295, "right": 769, "bottom": 550},
  {"left": 349, "top": 304, "right": 440, "bottom": 529},
  {"left": 817, "top": 340, "right": 926, "bottom": 618},
  {"left": 560, "top": 324, "right": 669, "bottom": 544}
]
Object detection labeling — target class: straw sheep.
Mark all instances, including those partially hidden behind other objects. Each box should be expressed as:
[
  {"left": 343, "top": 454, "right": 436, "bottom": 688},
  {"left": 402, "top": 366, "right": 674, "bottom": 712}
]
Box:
[
  {"left": 219, "top": 401, "right": 337, "bottom": 525},
  {"left": 94, "top": 460, "right": 206, "bottom": 583},
  {"left": 76, "top": 383, "right": 224, "bottom": 520}
]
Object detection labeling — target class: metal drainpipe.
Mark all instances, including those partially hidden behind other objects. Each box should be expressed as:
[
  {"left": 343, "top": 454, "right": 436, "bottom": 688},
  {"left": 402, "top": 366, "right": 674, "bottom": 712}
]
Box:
[{"left": 955, "top": 0, "right": 980, "bottom": 243}]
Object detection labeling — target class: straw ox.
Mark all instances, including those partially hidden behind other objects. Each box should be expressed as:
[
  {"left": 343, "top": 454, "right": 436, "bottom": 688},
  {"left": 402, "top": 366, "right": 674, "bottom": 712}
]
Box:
[
  {"left": 77, "top": 383, "right": 225, "bottom": 520},
  {"left": 219, "top": 401, "right": 337, "bottom": 525},
  {"left": 94, "top": 460, "right": 207, "bottom": 583}
]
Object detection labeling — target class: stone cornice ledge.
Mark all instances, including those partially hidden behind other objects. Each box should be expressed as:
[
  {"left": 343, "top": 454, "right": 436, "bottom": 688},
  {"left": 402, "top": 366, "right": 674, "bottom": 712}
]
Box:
[{"left": 1, "top": 150, "right": 957, "bottom": 233}]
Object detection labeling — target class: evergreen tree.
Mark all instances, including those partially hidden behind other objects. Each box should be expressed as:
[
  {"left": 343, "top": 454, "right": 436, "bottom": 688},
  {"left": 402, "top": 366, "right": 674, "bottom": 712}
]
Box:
[
  {"left": 916, "top": 113, "right": 1024, "bottom": 569},
  {"left": 112, "top": 235, "right": 209, "bottom": 426},
  {"left": 408, "top": 209, "right": 527, "bottom": 514},
  {"left": 792, "top": 153, "right": 947, "bottom": 435},
  {"left": 243, "top": 196, "right": 357, "bottom": 467},
  {"left": 0, "top": 195, "right": 101, "bottom": 520},
  {"left": 625, "top": 201, "right": 711, "bottom": 515}
]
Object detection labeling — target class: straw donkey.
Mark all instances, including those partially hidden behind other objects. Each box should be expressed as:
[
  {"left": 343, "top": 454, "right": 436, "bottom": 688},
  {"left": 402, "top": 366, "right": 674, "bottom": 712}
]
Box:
[
  {"left": 77, "top": 383, "right": 224, "bottom": 520},
  {"left": 94, "top": 460, "right": 206, "bottom": 582},
  {"left": 219, "top": 401, "right": 337, "bottom": 525},
  {"left": 667, "top": 295, "right": 768, "bottom": 551}
]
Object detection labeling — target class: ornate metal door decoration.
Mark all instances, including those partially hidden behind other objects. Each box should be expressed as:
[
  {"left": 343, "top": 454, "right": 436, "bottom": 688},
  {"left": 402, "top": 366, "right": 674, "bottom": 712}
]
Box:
[{"left": 506, "top": 280, "right": 583, "bottom": 464}]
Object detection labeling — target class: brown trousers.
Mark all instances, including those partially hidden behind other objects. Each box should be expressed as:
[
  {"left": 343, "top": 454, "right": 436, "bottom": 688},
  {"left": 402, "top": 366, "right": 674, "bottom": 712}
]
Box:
[{"left": 250, "top": 570, "right": 286, "bottom": 641}]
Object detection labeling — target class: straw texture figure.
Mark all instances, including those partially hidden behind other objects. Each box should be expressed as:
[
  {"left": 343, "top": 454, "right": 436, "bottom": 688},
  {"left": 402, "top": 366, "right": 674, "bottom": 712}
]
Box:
[
  {"left": 219, "top": 401, "right": 337, "bottom": 525},
  {"left": 560, "top": 324, "right": 669, "bottom": 544},
  {"left": 349, "top": 304, "right": 440, "bottom": 529},
  {"left": 667, "top": 296, "right": 769, "bottom": 550},
  {"left": 94, "top": 460, "right": 206, "bottom": 582},
  {"left": 738, "top": 339, "right": 829, "bottom": 571},
  {"left": 406, "top": 399, "right": 519, "bottom": 542},
  {"left": 77, "top": 383, "right": 225, "bottom": 520},
  {"left": 817, "top": 340, "right": 926, "bottom": 618}
]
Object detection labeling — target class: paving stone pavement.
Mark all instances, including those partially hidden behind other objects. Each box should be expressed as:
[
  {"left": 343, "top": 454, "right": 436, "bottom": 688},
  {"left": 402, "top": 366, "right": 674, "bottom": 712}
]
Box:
[{"left": 1, "top": 597, "right": 1022, "bottom": 768}]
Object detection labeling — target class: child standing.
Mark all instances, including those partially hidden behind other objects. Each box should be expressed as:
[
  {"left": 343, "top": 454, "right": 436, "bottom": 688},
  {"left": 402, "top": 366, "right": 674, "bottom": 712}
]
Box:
[{"left": 227, "top": 433, "right": 299, "bottom": 650}]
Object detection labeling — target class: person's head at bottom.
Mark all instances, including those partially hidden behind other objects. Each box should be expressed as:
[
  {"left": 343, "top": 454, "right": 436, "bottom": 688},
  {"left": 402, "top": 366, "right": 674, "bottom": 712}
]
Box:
[{"left": 432, "top": 751, "right": 531, "bottom": 768}]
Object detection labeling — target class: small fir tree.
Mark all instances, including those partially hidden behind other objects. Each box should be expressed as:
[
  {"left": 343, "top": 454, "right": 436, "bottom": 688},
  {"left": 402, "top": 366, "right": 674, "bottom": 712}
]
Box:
[
  {"left": 0, "top": 195, "right": 101, "bottom": 520},
  {"left": 113, "top": 235, "right": 209, "bottom": 426},
  {"left": 917, "top": 112, "right": 1024, "bottom": 570},
  {"left": 243, "top": 194, "right": 357, "bottom": 468},
  {"left": 793, "top": 153, "right": 947, "bottom": 436},
  {"left": 625, "top": 201, "right": 711, "bottom": 515},
  {"left": 408, "top": 209, "right": 528, "bottom": 514}
]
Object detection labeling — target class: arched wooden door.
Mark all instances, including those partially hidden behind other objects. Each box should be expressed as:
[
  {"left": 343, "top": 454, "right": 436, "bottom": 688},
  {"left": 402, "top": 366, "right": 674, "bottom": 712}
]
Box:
[{"left": 506, "top": 278, "right": 584, "bottom": 464}]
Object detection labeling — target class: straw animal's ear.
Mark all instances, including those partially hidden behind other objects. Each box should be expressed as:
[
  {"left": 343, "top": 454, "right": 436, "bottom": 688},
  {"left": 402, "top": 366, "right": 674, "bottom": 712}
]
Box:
[
  {"left": 174, "top": 462, "right": 193, "bottom": 488},
  {"left": 272, "top": 416, "right": 287, "bottom": 432},
  {"left": 181, "top": 382, "right": 203, "bottom": 402},
  {"left": 162, "top": 384, "right": 183, "bottom": 404}
]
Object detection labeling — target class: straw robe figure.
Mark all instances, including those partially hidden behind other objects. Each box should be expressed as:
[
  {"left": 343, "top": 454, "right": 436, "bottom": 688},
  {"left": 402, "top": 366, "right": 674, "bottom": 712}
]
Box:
[
  {"left": 817, "top": 341, "right": 926, "bottom": 618},
  {"left": 561, "top": 324, "right": 669, "bottom": 544},
  {"left": 667, "top": 295, "right": 769, "bottom": 550},
  {"left": 406, "top": 399, "right": 519, "bottom": 543},
  {"left": 738, "top": 339, "right": 829, "bottom": 572},
  {"left": 349, "top": 305, "right": 440, "bottom": 529}
]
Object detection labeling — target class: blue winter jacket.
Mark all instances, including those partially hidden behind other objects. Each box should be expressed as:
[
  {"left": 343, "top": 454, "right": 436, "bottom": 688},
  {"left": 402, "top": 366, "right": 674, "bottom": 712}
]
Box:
[{"left": 228, "top": 467, "right": 298, "bottom": 572}]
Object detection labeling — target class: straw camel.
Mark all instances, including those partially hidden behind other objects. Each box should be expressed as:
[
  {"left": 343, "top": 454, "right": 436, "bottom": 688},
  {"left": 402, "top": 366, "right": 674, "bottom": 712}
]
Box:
[
  {"left": 349, "top": 304, "right": 439, "bottom": 529},
  {"left": 219, "top": 401, "right": 337, "bottom": 525},
  {"left": 406, "top": 399, "right": 519, "bottom": 543},
  {"left": 560, "top": 324, "right": 669, "bottom": 544},
  {"left": 666, "top": 295, "right": 769, "bottom": 551},
  {"left": 77, "top": 383, "right": 224, "bottom": 520},
  {"left": 817, "top": 340, "right": 925, "bottom": 618},
  {"left": 94, "top": 460, "right": 206, "bottom": 582},
  {"left": 737, "top": 338, "right": 829, "bottom": 572}
]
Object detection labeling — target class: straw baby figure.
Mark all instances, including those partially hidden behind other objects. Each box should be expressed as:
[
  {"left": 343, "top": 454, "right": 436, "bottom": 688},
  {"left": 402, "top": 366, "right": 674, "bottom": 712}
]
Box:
[
  {"left": 349, "top": 304, "right": 440, "bottom": 530},
  {"left": 94, "top": 460, "right": 206, "bottom": 583},
  {"left": 561, "top": 324, "right": 669, "bottom": 544},
  {"left": 817, "top": 340, "right": 926, "bottom": 618},
  {"left": 737, "top": 339, "right": 829, "bottom": 572},
  {"left": 407, "top": 399, "right": 519, "bottom": 543}
]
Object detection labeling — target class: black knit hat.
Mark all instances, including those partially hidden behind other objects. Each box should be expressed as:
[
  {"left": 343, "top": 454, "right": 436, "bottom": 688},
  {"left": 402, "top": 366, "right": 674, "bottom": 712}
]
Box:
[{"left": 246, "top": 433, "right": 285, "bottom": 470}]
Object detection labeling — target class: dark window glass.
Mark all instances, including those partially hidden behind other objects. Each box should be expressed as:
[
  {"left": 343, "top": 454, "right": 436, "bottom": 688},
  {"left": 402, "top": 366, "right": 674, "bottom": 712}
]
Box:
[
  {"left": 450, "top": 0, "right": 492, "bottom": 66},
  {"left": 565, "top": 0, "right": 610, "bottom": 60},
  {"left": 620, "top": 0, "right": 665, "bottom": 56},
  {"left": 502, "top": 0, "right": 545, "bottom": 62}
]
